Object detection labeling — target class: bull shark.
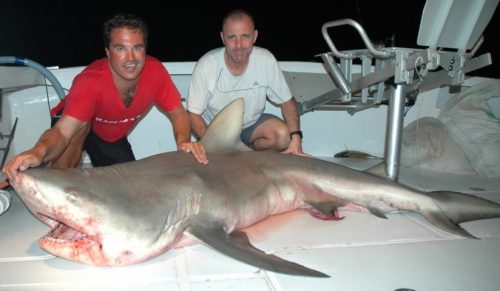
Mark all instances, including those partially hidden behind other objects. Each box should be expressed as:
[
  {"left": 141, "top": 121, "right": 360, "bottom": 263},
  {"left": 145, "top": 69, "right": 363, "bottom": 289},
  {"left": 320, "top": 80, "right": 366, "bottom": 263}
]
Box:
[{"left": 10, "top": 98, "right": 500, "bottom": 278}]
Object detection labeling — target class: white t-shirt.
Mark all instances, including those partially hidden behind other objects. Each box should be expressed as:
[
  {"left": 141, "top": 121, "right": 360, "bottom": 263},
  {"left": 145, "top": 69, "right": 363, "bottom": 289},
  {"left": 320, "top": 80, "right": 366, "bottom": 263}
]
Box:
[{"left": 187, "top": 46, "right": 292, "bottom": 128}]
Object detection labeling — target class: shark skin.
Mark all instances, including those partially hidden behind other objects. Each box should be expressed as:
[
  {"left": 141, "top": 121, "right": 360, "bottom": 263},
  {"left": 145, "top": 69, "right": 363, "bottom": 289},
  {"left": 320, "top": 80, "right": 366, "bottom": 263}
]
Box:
[{"left": 10, "top": 99, "right": 500, "bottom": 278}]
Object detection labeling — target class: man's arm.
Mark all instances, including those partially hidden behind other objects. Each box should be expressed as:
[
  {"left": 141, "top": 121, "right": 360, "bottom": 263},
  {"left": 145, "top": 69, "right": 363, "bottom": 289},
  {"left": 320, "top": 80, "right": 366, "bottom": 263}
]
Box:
[
  {"left": 280, "top": 97, "right": 311, "bottom": 157},
  {"left": 167, "top": 104, "right": 208, "bottom": 164},
  {"left": 189, "top": 112, "right": 208, "bottom": 140},
  {"left": 2, "top": 115, "right": 85, "bottom": 184},
  {"left": 281, "top": 97, "right": 300, "bottom": 133}
]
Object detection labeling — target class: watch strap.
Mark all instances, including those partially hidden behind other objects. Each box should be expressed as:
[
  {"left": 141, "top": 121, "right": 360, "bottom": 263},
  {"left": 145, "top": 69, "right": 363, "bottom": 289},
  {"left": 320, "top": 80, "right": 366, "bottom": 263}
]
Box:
[{"left": 289, "top": 130, "right": 303, "bottom": 139}]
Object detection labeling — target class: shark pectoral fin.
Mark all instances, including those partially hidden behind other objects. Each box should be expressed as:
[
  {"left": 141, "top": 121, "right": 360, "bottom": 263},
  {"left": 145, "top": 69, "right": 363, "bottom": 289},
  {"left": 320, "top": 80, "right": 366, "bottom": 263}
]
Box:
[{"left": 187, "top": 224, "right": 329, "bottom": 278}]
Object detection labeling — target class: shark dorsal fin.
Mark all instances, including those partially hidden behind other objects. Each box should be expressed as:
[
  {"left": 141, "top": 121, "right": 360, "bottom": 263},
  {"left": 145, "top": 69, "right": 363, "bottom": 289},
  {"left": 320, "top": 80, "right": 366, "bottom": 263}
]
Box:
[{"left": 200, "top": 98, "right": 252, "bottom": 154}]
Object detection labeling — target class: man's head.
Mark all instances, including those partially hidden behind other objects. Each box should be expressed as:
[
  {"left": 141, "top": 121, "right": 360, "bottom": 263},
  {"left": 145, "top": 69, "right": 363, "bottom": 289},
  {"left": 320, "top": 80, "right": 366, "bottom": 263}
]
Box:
[
  {"left": 220, "top": 9, "right": 258, "bottom": 67},
  {"left": 103, "top": 14, "right": 148, "bottom": 82},
  {"left": 103, "top": 14, "right": 148, "bottom": 49}
]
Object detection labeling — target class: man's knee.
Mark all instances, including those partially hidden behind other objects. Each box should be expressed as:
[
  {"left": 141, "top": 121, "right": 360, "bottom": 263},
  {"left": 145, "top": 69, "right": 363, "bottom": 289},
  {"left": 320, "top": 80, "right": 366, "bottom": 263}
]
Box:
[
  {"left": 252, "top": 123, "right": 290, "bottom": 150},
  {"left": 274, "top": 126, "right": 291, "bottom": 149}
]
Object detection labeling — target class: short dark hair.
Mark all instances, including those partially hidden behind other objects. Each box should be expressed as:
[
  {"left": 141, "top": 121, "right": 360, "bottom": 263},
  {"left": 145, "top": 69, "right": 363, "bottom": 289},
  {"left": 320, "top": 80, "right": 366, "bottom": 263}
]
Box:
[
  {"left": 103, "top": 14, "right": 148, "bottom": 49},
  {"left": 221, "top": 9, "right": 255, "bottom": 32}
]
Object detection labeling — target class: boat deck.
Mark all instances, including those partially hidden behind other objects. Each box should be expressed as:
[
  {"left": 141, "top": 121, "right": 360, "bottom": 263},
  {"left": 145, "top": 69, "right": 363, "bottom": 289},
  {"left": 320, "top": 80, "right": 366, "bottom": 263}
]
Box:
[{"left": 1, "top": 157, "right": 499, "bottom": 291}]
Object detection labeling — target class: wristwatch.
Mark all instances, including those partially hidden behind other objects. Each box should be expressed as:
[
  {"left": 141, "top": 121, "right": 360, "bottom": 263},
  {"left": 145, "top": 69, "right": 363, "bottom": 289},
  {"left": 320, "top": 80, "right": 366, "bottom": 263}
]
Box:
[{"left": 289, "top": 130, "right": 303, "bottom": 140}]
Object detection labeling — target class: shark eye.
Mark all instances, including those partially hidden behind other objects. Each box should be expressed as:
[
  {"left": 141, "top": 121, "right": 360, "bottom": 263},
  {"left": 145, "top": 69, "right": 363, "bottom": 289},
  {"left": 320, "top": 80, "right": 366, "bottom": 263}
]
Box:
[
  {"left": 65, "top": 192, "right": 77, "bottom": 202},
  {"left": 63, "top": 187, "right": 81, "bottom": 203}
]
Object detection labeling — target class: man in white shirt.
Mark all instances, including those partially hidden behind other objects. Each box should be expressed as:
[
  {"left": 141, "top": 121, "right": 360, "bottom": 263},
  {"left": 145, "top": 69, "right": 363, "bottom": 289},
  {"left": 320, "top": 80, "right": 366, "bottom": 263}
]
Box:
[{"left": 187, "top": 9, "right": 309, "bottom": 156}]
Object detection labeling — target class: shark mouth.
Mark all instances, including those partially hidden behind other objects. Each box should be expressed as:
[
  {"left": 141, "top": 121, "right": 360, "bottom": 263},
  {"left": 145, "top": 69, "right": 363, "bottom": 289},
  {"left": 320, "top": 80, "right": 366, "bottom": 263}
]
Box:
[
  {"left": 34, "top": 211, "right": 135, "bottom": 266},
  {"left": 36, "top": 212, "right": 101, "bottom": 252}
]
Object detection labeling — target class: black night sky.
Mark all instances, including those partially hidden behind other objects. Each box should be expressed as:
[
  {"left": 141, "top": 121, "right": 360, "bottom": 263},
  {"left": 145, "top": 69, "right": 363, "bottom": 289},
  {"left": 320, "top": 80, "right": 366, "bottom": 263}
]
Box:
[{"left": 1, "top": 0, "right": 499, "bottom": 78}]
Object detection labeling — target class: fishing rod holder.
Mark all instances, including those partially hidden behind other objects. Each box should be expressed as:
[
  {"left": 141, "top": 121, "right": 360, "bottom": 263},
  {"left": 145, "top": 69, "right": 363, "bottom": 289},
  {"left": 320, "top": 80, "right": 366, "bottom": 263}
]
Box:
[{"left": 290, "top": 0, "right": 498, "bottom": 181}]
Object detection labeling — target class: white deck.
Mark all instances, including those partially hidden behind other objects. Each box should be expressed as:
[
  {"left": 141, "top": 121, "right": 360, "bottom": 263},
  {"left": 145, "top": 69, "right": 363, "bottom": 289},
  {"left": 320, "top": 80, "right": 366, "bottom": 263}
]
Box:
[{"left": 0, "top": 62, "right": 499, "bottom": 291}]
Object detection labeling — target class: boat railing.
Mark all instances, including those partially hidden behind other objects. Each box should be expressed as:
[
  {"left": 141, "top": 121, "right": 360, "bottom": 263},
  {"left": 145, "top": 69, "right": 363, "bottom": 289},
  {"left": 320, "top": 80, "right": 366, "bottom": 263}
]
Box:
[
  {"left": 0, "top": 117, "right": 17, "bottom": 169},
  {"left": 294, "top": 0, "right": 499, "bottom": 181}
]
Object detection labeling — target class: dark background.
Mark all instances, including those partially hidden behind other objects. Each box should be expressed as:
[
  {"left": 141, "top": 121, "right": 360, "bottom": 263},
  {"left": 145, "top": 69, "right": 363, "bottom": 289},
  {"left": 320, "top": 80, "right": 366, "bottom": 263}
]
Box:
[{"left": 1, "top": 0, "right": 499, "bottom": 78}]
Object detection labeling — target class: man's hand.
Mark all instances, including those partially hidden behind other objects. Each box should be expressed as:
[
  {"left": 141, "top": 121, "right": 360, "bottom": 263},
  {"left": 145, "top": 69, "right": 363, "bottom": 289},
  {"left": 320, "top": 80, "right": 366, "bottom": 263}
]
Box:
[
  {"left": 179, "top": 141, "right": 208, "bottom": 164},
  {"left": 2, "top": 150, "right": 44, "bottom": 185},
  {"left": 281, "top": 135, "right": 313, "bottom": 158}
]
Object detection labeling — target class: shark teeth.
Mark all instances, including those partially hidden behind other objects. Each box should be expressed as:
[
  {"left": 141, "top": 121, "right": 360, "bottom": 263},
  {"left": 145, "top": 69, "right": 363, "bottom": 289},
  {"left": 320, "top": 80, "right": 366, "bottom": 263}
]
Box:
[
  {"left": 37, "top": 213, "right": 88, "bottom": 243},
  {"left": 47, "top": 222, "right": 87, "bottom": 242}
]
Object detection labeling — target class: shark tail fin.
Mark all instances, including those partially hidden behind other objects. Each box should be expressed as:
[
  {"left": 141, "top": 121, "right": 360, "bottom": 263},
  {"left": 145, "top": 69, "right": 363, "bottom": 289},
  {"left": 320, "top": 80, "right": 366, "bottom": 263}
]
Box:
[
  {"left": 424, "top": 191, "right": 500, "bottom": 239},
  {"left": 187, "top": 223, "right": 329, "bottom": 278}
]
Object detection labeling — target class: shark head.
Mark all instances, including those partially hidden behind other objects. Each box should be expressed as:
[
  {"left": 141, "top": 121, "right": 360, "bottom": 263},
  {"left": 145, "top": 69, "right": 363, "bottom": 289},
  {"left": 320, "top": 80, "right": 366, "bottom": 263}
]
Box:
[
  {"left": 15, "top": 169, "right": 116, "bottom": 265},
  {"left": 15, "top": 165, "right": 202, "bottom": 266},
  {"left": 11, "top": 98, "right": 247, "bottom": 266}
]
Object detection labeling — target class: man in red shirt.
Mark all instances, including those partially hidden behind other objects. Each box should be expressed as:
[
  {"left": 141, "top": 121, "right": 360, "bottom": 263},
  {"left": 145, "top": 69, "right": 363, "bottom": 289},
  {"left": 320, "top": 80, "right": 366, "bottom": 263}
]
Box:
[{"left": 3, "top": 14, "right": 207, "bottom": 185}]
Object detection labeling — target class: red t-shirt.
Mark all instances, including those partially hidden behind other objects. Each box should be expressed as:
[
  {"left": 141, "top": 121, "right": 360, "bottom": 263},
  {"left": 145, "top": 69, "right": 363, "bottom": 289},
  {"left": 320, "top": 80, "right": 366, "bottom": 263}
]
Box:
[{"left": 51, "top": 56, "right": 181, "bottom": 142}]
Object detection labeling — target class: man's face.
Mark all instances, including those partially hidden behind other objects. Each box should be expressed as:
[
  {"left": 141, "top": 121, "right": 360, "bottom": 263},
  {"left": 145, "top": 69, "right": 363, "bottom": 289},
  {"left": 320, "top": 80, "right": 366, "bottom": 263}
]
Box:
[
  {"left": 105, "top": 27, "right": 146, "bottom": 82},
  {"left": 220, "top": 15, "right": 257, "bottom": 65}
]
